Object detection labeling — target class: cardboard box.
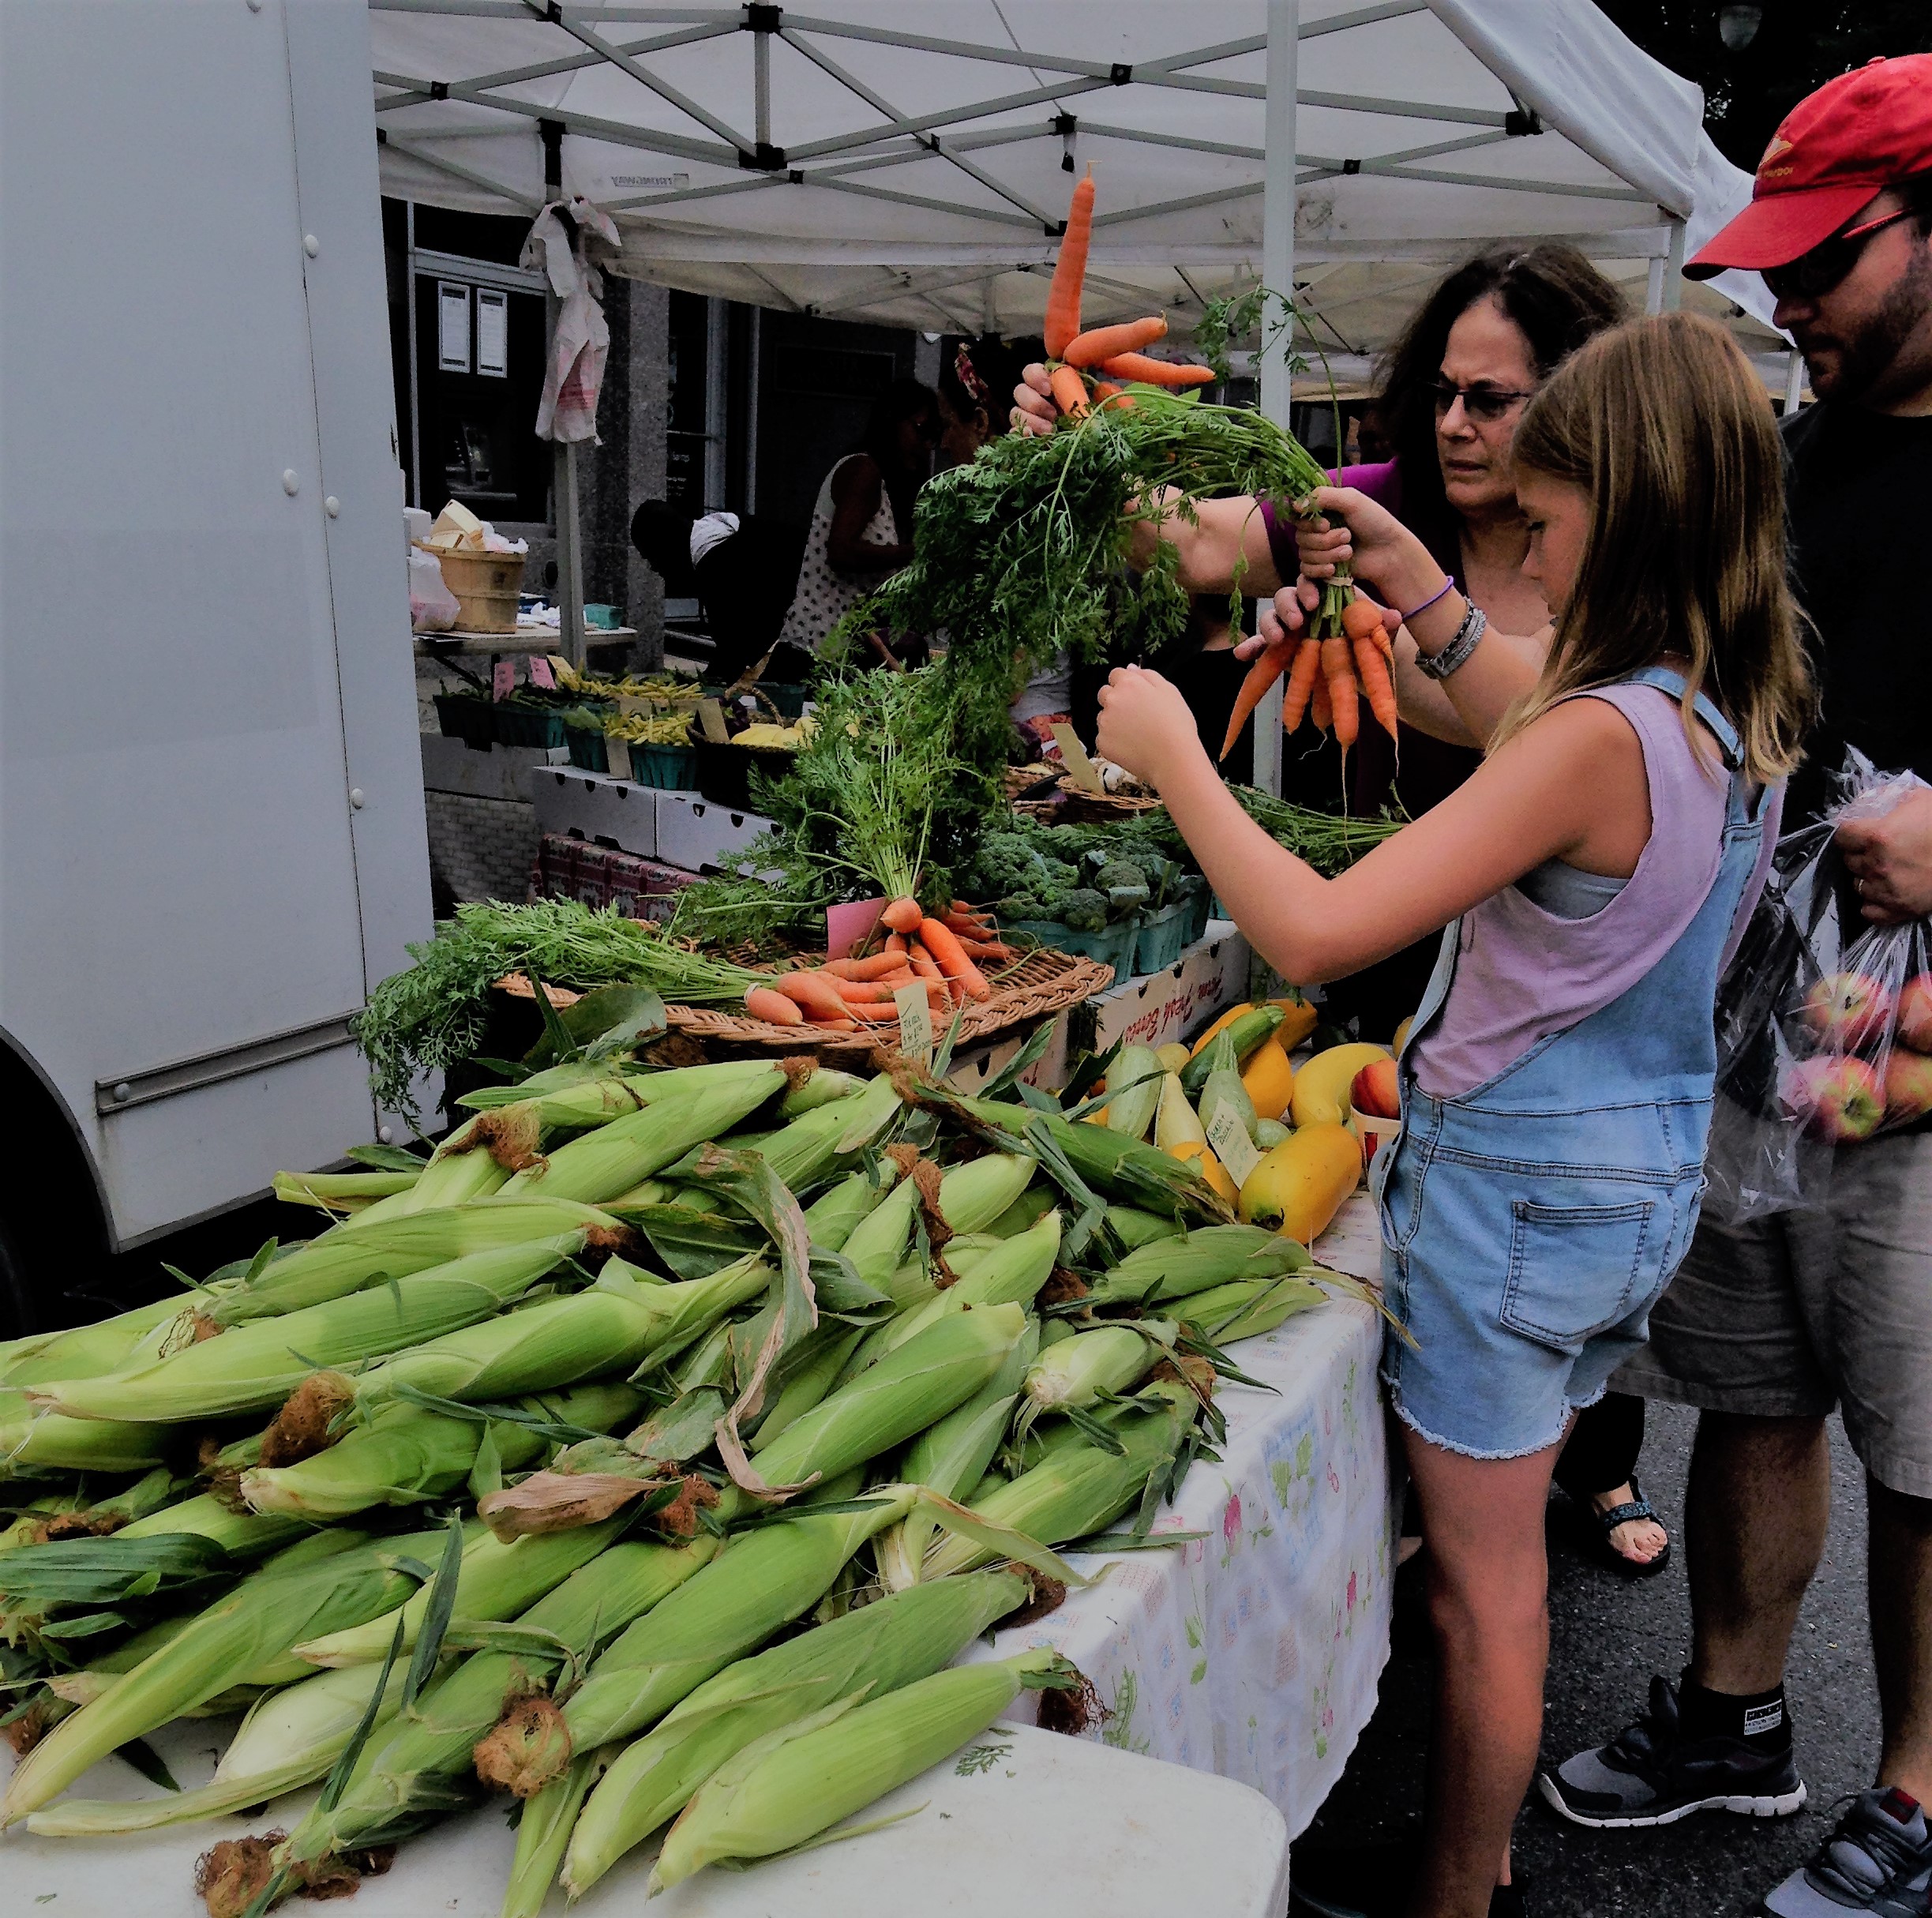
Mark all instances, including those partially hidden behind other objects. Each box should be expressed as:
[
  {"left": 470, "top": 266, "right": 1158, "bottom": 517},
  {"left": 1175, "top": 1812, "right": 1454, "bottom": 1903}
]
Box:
[
  {"left": 529, "top": 767, "right": 658, "bottom": 860},
  {"left": 654, "top": 791, "right": 775, "bottom": 875},
  {"left": 945, "top": 1015, "right": 1071, "bottom": 1095},
  {"left": 1071, "top": 921, "right": 1251, "bottom": 1056},
  {"left": 420, "top": 732, "right": 565, "bottom": 803}
]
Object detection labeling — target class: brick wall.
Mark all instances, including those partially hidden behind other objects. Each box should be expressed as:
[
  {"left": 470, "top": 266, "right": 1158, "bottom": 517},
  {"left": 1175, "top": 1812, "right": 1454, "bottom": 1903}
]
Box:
[{"left": 423, "top": 790, "right": 537, "bottom": 910}]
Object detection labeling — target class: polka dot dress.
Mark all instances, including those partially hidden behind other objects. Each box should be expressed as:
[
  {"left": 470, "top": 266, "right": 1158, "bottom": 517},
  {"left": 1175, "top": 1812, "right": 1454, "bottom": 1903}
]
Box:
[{"left": 777, "top": 453, "right": 900, "bottom": 654}]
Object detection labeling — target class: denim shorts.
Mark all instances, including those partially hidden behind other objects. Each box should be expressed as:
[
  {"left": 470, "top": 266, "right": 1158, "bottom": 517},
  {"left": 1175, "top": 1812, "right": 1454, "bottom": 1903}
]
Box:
[{"left": 1375, "top": 1113, "right": 1707, "bottom": 1462}]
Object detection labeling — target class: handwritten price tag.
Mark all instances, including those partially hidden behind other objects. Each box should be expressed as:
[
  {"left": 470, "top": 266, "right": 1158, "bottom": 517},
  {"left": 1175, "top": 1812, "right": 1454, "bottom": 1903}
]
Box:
[
  {"left": 1050, "top": 723, "right": 1106, "bottom": 794},
  {"left": 605, "top": 736, "right": 632, "bottom": 781},
  {"left": 1204, "top": 1100, "right": 1262, "bottom": 1189},
  {"left": 491, "top": 659, "right": 516, "bottom": 700},
  {"left": 697, "top": 698, "right": 730, "bottom": 744},
  {"left": 894, "top": 982, "right": 934, "bottom": 1066},
  {"left": 527, "top": 655, "right": 557, "bottom": 690}
]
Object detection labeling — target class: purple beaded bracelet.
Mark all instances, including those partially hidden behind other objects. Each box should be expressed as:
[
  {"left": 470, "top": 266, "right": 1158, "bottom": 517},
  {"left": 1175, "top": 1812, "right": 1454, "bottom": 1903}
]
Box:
[{"left": 1398, "top": 577, "right": 1457, "bottom": 622}]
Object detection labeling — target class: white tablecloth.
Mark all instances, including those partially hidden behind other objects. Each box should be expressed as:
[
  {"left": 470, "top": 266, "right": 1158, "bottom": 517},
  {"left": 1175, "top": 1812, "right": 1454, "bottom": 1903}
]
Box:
[{"left": 959, "top": 1194, "right": 1397, "bottom": 1840}]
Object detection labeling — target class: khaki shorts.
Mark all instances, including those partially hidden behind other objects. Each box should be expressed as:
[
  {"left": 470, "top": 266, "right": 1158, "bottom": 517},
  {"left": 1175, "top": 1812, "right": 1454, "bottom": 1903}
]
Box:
[{"left": 1617, "top": 1130, "right": 1932, "bottom": 1499}]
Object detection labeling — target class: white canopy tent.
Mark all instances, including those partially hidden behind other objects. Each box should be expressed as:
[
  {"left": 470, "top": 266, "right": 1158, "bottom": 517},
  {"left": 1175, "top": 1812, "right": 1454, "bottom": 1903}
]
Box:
[{"left": 372, "top": 0, "right": 1774, "bottom": 779}]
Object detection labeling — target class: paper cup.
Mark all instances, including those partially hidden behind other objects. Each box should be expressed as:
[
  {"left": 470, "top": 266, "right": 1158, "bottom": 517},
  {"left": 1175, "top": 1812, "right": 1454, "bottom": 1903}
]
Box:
[{"left": 1349, "top": 1102, "right": 1403, "bottom": 1169}]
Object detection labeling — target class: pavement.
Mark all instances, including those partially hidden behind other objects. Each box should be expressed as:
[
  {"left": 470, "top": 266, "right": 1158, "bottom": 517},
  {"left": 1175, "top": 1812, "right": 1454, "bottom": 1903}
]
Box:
[{"left": 1293, "top": 1399, "right": 1878, "bottom": 1916}]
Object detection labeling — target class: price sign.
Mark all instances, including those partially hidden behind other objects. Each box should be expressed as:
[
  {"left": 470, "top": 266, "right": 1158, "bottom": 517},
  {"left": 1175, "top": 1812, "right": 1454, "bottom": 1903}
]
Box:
[
  {"left": 1204, "top": 1100, "right": 1261, "bottom": 1189},
  {"left": 1050, "top": 723, "right": 1107, "bottom": 794},
  {"left": 894, "top": 982, "right": 934, "bottom": 1066},
  {"left": 605, "top": 737, "right": 632, "bottom": 781},
  {"left": 490, "top": 659, "right": 516, "bottom": 700},
  {"left": 697, "top": 697, "right": 731, "bottom": 744},
  {"left": 527, "top": 655, "right": 557, "bottom": 690}
]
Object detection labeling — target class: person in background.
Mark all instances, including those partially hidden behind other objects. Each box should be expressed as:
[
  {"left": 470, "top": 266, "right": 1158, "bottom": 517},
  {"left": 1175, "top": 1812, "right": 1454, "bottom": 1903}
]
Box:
[
  {"left": 1547, "top": 61, "right": 1932, "bottom": 1918},
  {"left": 937, "top": 336, "right": 1016, "bottom": 467},
  {"left": 1017, "top": 246, "right": 1666, "bottom": 1581},
  {"left": 628, "top": 500, "right": 810, "bottom": 685},
  {"left": 777, "top": 377, "right": 938, "bottom": 666}
]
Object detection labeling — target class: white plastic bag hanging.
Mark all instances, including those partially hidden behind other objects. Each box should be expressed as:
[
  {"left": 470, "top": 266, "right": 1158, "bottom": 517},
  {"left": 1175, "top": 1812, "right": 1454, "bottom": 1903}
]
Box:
[{"left": 521, "top": 197, "right": 621, "bottom": 445}]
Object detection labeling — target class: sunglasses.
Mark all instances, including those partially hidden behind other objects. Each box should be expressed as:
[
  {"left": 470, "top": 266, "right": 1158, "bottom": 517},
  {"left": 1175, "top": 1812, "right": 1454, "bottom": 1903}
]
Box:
[
  {"left": 1762, "top": 207, "right": 1918, "bottom": 302},
  {"left": 1429, "top": 380, "right": 1536, "bottom": 424}
]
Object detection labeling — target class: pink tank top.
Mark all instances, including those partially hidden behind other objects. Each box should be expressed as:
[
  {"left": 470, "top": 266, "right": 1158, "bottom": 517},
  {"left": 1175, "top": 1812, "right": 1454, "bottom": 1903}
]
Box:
[{"left": 1409, "top": 682, "right": 1779, "bottom": 1100}]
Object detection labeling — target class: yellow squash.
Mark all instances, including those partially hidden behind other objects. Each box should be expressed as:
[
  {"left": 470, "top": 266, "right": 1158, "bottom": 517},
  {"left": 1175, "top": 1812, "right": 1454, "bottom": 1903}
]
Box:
[
  {"left": 1238, "top": 1124, "right": 1361, "bottom": 1244},
  {"left": 1289, "top": 1043, "right": 1391, "bottom": 1131},
  {"left": 1172, "top": 1139, "right": 1237, "bottom": 1203},
  {"left": 1240, "top": 1038, "right": 1296, "bottom": 1124},
  {"left": 1267, "top": 996, "right": 1321, "bottom": 1053}
]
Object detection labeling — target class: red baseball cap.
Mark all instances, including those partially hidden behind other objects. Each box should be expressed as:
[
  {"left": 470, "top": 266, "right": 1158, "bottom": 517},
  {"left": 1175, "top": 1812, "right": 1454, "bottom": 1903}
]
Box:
[{"left": 1686, "top": 54, "right": 1932, "bottom": 280}]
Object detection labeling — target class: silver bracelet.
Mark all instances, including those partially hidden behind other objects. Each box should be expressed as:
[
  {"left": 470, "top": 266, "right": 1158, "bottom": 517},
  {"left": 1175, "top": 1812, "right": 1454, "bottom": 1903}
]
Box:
[{"left": 1413, "top": 601, "right": 1487, "bottom": 681}]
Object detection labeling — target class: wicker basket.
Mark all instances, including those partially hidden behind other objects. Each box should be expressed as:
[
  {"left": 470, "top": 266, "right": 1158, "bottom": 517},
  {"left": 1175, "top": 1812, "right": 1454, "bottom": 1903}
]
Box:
[
  {"left": 664, "top": 945, "right": 1115, "bottom": 1058},
  {"left": 1014, "top": 778, "right": 1167, "bottom": 827},
  {"left": 419, "top": 542, "right": 527, "bottom": 634}
]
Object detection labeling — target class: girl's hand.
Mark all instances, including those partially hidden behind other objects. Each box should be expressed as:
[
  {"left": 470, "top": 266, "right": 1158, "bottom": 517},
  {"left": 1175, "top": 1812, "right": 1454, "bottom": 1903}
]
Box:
[
  {"left": 1011, "top": 366, "right": 1057, "bottom": 437},
  {"left": 1292, "top": 486, "right": 1443, "bottom": 609},
  {"left": 1095, "top": 666, "right": 1204, "bottom": 791}
]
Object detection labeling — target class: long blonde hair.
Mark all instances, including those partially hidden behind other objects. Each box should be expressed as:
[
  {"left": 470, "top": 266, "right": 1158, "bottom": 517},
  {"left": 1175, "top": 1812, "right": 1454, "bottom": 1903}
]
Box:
[{"left": 1499, "top": 311, "right": 1813, "bottom": 783}]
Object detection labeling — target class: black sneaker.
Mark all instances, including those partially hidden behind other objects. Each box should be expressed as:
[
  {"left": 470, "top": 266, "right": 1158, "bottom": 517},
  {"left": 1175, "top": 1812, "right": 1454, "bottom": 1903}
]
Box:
[
  {"left": 1539, "top": 1675, "right": 1807, "bottom": 1829},
  {"left": 1289, "top": 1841, "right": 1526, "bottom": 1916},
  {"left": 1754, "top": 1788, "right": 1932, "bottom": 1916}
]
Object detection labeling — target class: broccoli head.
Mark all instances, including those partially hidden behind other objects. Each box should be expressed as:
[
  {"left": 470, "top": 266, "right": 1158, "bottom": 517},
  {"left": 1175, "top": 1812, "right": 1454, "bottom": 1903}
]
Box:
[
  {"left": 1060, "top": 888, "right": 1109, "bottom": 933},
  {"left": 974, "top": 831, "right": 1046, "bottom": 900},
  {"left": 1095, "top": 858, "right": 1150, "bottom": 910}
]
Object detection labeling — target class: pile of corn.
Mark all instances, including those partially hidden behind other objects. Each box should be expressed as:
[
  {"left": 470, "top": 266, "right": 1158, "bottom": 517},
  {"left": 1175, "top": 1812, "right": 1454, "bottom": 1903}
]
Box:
[{"left": 0, "top": 1045, "right": 1358, "bottom": 1914}]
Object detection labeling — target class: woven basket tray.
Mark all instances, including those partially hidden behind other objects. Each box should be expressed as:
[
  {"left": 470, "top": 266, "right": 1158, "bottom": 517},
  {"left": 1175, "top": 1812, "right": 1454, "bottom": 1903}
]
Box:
[
  {"left": 664, "top": 944, "right": 1114, "bottom": 1058},
  {"left": 1015, "top": 779, "right": 1167, "bottom": 826}
]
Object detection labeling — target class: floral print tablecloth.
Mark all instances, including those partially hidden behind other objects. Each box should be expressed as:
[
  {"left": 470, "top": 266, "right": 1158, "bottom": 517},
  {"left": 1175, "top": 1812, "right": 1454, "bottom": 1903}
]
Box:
[{"left": 958, "top": 1194, "right": 1397, "bottom": 1837}]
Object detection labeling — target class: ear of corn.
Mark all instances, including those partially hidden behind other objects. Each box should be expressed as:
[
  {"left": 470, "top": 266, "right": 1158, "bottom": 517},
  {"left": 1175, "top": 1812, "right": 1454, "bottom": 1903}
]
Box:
[
  {"left": 501, "top": 1747, "right": 610, "bottom": 1918},
  {"left": 1084, "top": 1222, "right": 1310, "bottom": 1306},
  {"left": 741, "top": 1304, "right": 1027, "bottom": 1499},
  {"left": 651, "top": 1646, "right": 1065, "bottom": 1889},
  {"left": 0, "top": 1524, "right": 452, "bottom": 1825},
  {"left": 875, "top": 1319, "right": 1040, "bottom": 1591},
  {"left": 0, "top": 1295, "right": 200, "bottom": 1390},
  {"left": 23, "top": 1657, "right": 412, "bottom": 1836},
  {"left": 672, "top": 1072, "right": 900, "bottom": 1194},
  {"left": 563, "top": 1564, "right": 1030, "bottom": 1896},
  {"left": 922, "top": 1389, "right": 1195, "bottom": 1581},
  {"left": 557, "top": 1486, "right": 918, "bottom": 1762},
  {"left": 286, "top": 1535, "right": 718, "bottom": 1864},
  {"left": 0, "top": 1391, "right": 171, "bottom": 1477},
  {"left": 745, "top": 1325, "right": 868, "bottom": 1448},
  {"left": 32, "top": 1233, "right": 587, "bottom": 1424},
  {"left": 500, "top": 1067, "right": 786, "bottom": 1204},
  {"left": 240, "top": 1380, "right": 643, "bottom": 1520},
  {"left": 1103, "top": 1204, "right": 1186, "bottom": 1250},
  {"left": 801, "top": 1164, "right": 902, "bottom": 1253},
  {"left": 1022, "top": 1321, "right": 1172, "bottom": 1414},
  {"left": 1169, "top": 1271, "right": 1330, "bottom": 1342},
  {"left": 777, "top": 1067, "right": 866, "bottom": 1117},
  {"left": 838, "top": 1177, "right": 919, "bottom": 1282},
  {"left": 937, "top": 1153, "right": 1037, "bottom": 1233},
  {"left": 983, "top": 1185, "right": 1058, "bottom": 1240},
  {"left": 273, "top": 1169, "right": 424, "bottom": 1212}
]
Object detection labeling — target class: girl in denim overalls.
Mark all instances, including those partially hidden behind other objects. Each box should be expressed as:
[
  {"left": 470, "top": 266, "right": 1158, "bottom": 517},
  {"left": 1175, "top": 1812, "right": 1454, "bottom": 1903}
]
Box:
[{"left": 1095, "top": 313, "right": 1815, "bottom": 1918}]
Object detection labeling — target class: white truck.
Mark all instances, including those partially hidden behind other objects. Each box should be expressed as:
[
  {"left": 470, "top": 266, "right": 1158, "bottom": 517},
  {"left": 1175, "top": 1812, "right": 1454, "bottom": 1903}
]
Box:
[{"left": 0, "top": 0, "right": 430, "bottom": 1333}]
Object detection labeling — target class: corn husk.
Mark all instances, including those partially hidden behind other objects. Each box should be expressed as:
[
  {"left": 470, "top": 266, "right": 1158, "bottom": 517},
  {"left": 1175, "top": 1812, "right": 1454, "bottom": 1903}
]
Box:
[
  {"left": 32, "top": 1233, "right": 586, "bottom": 1424},
  {"left": 1083, "top": 1222, "right": 1310, "bottom": 1306},
  {"left": 801, "top": 1164, "right": 902, "bottom": 1253},
  {"left": 1022, "top": 1321, "right": 1172, "bottom": 1414},
  {"left": 0, "top": 1390, "right": 171, "bottom": 1477},
  {"left": 283, "top": 1536, "right": 718, "bottom": 1863},
  {"left": 563, "top": 1565, "right": 1031, "bottom": 1895},
  {"left": 651, "top": 1646, "right": 1066, "bottom": 1889},
  {"left": 1169, "top": 1271, "right": 1330, "bottom": 1343}
]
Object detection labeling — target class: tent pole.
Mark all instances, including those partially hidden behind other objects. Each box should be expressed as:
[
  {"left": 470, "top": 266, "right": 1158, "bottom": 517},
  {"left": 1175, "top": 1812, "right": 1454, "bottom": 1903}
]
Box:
[
  {"left": 542, "top": 119, "right": 586, "bottom": 670},
  {"left": 1252, "top": 0, "right": 1299, "bottom": 800},
  {"left": 1660, "top": 219, "right": 1686, "bottom": 313},
  {"left": 1645, "top": 254, "right": 1665, "bottom": 316}
]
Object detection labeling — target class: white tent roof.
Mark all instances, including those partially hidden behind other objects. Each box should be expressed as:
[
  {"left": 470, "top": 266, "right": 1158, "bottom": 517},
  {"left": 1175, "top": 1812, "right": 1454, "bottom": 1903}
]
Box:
[{"left": 371, "top": 0, "right": 1773, "bottom": 347}]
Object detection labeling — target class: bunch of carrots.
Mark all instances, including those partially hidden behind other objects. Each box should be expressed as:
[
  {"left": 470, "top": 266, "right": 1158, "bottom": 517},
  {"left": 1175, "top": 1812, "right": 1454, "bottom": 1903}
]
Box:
[
  {"left": 741, "top": 899, "right": 1015, "bottom": 1032},
  {"left": 1030, "top": 171, "right": 1401, "bottom": 760},
  {"left": 1039, "top": 169, "right": 1217, "bottom": 419}
]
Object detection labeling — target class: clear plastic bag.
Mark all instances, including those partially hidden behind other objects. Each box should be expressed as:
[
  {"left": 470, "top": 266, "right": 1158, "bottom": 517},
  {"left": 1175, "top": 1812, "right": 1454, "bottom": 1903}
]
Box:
[
  {"left": 1705, "top": 749, "right": 1932, "bottom": 1222},
  {"left": 410, "top": 546, "right": 460, "bottom": 632}
]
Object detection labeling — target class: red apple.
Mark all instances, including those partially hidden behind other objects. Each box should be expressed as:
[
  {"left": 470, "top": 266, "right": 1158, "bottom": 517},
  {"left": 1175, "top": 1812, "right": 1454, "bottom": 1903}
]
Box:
[
  {"left": 1896, "top": 974, "right": 1932, "bottom": 1053},
  {"left": 1780, "top": 1054, "right": 1885, "bottom": 1142},
  {"left": 1884, "top": 1049, "right": 1932, "bottom": 1125},
  {"left": 1802, "top": 970, "right": 1895, "bottom": 1050},
  {"left": 1351, "top": 1058, "right": 1401, "bottom": 1120}
]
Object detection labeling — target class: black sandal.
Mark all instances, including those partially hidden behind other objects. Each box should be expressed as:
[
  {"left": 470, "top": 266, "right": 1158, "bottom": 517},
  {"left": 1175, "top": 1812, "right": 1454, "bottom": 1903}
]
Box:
[{"left": 1588, "top": 1473, "right": 1671, "bottom": 1579}]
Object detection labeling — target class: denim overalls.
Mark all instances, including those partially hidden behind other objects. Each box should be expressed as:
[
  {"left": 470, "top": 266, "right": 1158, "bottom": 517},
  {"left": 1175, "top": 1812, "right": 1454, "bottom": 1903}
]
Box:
[{"left": 1373, "top": 669, "right": 1770, "bottom": 1460}]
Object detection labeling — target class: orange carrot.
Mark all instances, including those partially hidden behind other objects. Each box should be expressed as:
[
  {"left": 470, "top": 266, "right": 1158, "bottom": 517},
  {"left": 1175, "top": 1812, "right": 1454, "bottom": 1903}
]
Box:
[
  {"left": 1281, "top": 637, "right": 1323, "bottom": 733},
  {"left": 1311, "top": 670, "right": 1333, "bottom": 734},
  {"left": 828, "top": 977, "right": 898, "bottom": 1004},
  {"left": 1340, "top": 594, "right": 1386, "bottom": 643},
  {"left": 918, "top": 918, "right": 992, "bottom": 1001},
  {"left": 881, "top": 896, "right": 923, "bottom": 934},
  {"left": 1220, "top": 642, "right": 1292, "bottom": 762},
  {"left": 1095, "top": 352, "right": 1214, "bottom": 387},
  {"left": 1049, "top": 366, "right": 1090, "bottom": 419},
  {"left": 1322, "top": 636, "right": 1358, "bottom": 749},
  {"left": 745, "top": 985, "right": 805, "bottom": 1026},
  {"left": 847, "top": 951, "right": 910, "bottom": 981},
  {"left": 944, "top": 907, "right": 995, "bottom": 936},
  {"left": 1353, "top": 632, "right": 1400, "bottom": 739},
  {"left": 821, "top": 958, "right": 862, "bottom": 980},
  {"left": 842, "top": 1001, "right": 905, "bottom": 1023},
  {"left": 1063, "top": 316, "right": 1167, "bottom": 369},
  {"left": 957, "top": 938, "right": 1016, "bottom": 962},
  {"left": 771, "top": 971, "right": 851, "bottom": 1023},
  {"left": 1044, "top": 169, "right": 1095, "bottom": 358},
  {"left": 884, "top": 932, "right": 909, "bottom": 956},
  {"left": 907, "top": 942, "right": 954, "bottom": 1004}
]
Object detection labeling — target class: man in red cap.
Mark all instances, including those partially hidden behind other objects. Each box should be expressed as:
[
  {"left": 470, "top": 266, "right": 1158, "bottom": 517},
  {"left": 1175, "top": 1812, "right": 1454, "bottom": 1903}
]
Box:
[{"left": 1545, "top": 54, "right": 1932, "bottom": 1918}]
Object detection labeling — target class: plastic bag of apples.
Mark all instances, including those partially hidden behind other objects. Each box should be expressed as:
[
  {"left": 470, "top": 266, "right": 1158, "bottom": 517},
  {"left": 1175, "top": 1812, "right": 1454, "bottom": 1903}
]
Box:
[{"left": 1705, "top": 749, "right": 1932, "bottom": 1222}]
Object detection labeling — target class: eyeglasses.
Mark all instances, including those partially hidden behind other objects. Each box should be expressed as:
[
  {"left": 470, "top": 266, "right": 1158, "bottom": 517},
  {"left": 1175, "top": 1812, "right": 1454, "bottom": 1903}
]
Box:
[
  {"left": 1762, "top": 207, "right": 1918, "bottom": 303},
  {"left": 1429, "top": 380, "right": 1537, "bottom": 424}
]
